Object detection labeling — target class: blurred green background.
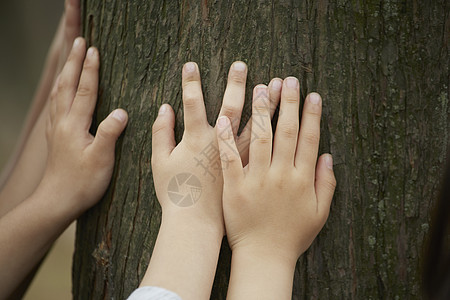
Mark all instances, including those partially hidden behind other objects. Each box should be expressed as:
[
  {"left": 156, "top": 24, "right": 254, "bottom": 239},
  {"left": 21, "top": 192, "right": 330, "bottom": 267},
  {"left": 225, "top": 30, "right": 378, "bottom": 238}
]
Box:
[{"left": 0, "top": 1, "right": 74, "bottom": 299}]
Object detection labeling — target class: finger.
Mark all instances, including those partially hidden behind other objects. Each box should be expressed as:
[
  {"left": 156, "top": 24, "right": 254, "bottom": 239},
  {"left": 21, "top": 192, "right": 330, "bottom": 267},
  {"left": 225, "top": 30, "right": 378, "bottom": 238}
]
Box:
[
  {"left": 237, "top": 77, "right": 282, "bottom": 166},
  {"left": 56, "top": 37, "right": 86, "bottom": 117},
  {"left": 69, "top": 47, "right": 99, "bottom": 130},
  {"left": 216, "top": 116, "right": 244, "bottom": 184},
  {"left": 295, "top": 92, "right": 322, "bottom": 171},
  {"left": 181, "top": 62, "right": 208, "bottom": 134},
  {"left": 151, "top": 104, "right": 176, "bottom": 163},
  {"left": 248, "top": 85, "right": 272, "bottom": 171},
  {"left": 272, "top": 77, "right": 300, "bottom": 167},
  {"left": 92, "top": 109, "right": 128, "bottom": 154},
  {"left": 314, "top": 154, "right": 336, "bottom": 218},
  {"left": 217, "top": 61, "right": 247, "bottom": 135},
  {"left": 64, "top": 0, "right": 81, "bottom": 45}
]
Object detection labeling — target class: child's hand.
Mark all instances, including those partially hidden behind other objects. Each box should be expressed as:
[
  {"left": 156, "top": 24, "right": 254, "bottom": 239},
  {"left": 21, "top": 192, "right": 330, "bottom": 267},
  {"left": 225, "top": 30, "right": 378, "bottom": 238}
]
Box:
[
  {"left": 151, "top": 62, "right": 281, "bottom": 234},
  {"left": 42, "top": 37, "right": 128, "bottom": 217},
  {"left": 217, "top": 78, "right": 336, "bottom": 299},
  {"left": 0, "top": 37, "right": 127, "bottom": 299}
]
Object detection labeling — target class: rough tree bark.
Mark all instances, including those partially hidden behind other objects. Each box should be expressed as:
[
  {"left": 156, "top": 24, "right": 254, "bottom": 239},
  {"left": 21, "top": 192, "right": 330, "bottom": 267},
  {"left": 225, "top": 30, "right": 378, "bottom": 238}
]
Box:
[{"left": 73, "top": 1, "right": 449, "bottom": 299}]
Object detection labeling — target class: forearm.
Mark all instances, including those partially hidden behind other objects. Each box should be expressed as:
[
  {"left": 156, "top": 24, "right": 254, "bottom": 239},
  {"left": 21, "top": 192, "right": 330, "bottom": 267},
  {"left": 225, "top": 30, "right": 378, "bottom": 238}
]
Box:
[
  {"left": 0, "top": 17, "right": 62, "bottom": 190},
  {"left": 227, "top": 248, "right": 296, "bottom": 300},
  {"left": 0, "top": 104, "right": 49, "bottom": 217},
  {"left": 0, "top": 183, "right": 74, "bottom": 298},
  {"left": 140, "top": 213, "right": 223, "bottom": 300}
]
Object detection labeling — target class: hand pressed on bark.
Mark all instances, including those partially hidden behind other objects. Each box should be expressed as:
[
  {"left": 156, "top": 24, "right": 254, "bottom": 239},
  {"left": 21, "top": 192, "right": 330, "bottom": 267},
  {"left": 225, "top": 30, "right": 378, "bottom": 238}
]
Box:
[
  {"left": 217, "top": 78, "right": 336, "bottom": 300},
  {"left": 43, "top": 37, "right": 128, "bottom": 217},
  {"left": 0, "top": 37, "right": 127, "bottom": 299}
]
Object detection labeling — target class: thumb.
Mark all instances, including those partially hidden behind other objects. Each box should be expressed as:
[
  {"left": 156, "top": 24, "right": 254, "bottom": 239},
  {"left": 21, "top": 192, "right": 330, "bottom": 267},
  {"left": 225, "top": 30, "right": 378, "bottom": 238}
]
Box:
[
  {"left": 315, "top": 154, "right": 336, "bottom": 217},
  {"left": 93, "top": 108, "right": 128, "bottom": 153},
  {"left": 216, "top": 116, "right": 244, "bottom": 184}
]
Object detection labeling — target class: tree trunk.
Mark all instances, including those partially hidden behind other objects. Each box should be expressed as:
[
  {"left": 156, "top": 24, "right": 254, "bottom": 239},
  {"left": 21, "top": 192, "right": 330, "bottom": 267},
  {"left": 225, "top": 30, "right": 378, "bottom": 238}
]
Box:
[{"left": 73, "top": 1, "right": 449, "bottom": 299}]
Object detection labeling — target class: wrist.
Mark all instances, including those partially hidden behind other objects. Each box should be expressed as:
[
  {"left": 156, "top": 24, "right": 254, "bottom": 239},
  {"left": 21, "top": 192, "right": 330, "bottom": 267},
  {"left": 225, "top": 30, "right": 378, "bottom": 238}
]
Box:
[
  {"left": 160, "top": 212, "right": 224, "bottom": 245},
  {"left": 140, "top": 209, "right": 223, "bottom": 299},
  {"left": 161, "top": 207, "right": 224, "bottom": 238},
  {"left": 232, "top": 246, "right": 297, "bottom": 273},
  {"left": 34, "top": 177, "right": 83, "bottom": 221},
  {"left": 227, "top": 247, "right": 297, "bottom": 300}
]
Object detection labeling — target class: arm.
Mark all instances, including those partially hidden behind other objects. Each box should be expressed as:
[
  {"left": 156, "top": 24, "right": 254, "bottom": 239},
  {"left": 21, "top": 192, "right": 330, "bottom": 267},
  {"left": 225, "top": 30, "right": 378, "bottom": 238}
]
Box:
[
  {"left": 0, "top": 0, "right": 80, "bottom": 202},
  {"left": 138, "top": 62, "right": 281, "bottom": 299},
  {"left": 217, "top": 79, "right": 337, "bottom": 299},
  {"left": 0, "top": 38, "right": 128, "bottom": 299}
]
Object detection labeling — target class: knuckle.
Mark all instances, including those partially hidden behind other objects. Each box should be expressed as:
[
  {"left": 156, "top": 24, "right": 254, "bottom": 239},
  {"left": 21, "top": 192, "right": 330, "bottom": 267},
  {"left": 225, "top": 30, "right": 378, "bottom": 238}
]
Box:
[
  {"left": 229, "top": 73, "right": 246, "bottom": 84},
  {"left": 272, "top": 175, "right": 288, "bottom": 190},
  {"left": 220, "top": 105, "right": 239, "bottom": 119},
  {"left": 183, "top": 92, "right": 201, "bottom": 109},
  {"left": 326, "top": 176, "right": 337, "bottom": 191},
  {"left": 284, "top": 96, "right": 299, "bottom": 104},
  {"left": 305, "top": 107, "right": 322, "bottom": 118},
  {"left": 152, "top": 121, "right": 165, "bottom": 137},
  {"left": 76, "top": 84, "right": 92, "bottom": 98},
  {"left": 278, "top": 123, "right": 298, "bottom": 139},
  {"left": 55, "top": 121, "right": 71, "bottom": 136},
  {"left": 302, "top": 131, "right": 320, "bottom": 145},
  {"left": 182, "top": 77, "right": 200, "bottom": 89},
  {"left": 253, "top": 104, "right": 270, "bottom": 114},
  {"left": 57, "top": 78, "right": 69, "bottom": 91},
  {"left": 98, "top": 126, "right": 115, "bottom": 140},
  {"left": 255, "top": 134, "right": 271, "bottom": 145}
]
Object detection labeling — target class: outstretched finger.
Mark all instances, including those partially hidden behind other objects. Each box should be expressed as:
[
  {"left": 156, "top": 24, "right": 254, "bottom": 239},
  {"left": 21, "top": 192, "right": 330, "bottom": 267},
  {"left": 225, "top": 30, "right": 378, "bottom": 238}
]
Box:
[
  {"left": 295, "top": 92, "right": 322, "bottom": 173},
  {"left": 181, "top": 62, "right": 208, "bottom": 135},
  {"left": 56, "top": 37, "right": 86, "bottom": 118},
  {"left": 69, "top": 47, "right": 100, "bottom": 130},
  {"left": 237, "top": 78, "right": 282, "bottom": 166},
  {"left": 217, "top": 61, "right": 247, "bottom": 136},
  {"left": 64, "top": 0, "right": 81, "bottom": 46},
  {"left": 272, "top": 77, "right": 300, "bottom": 167},
  {"left": 248, "top": 85, "right": 272, "bottom": 172}
]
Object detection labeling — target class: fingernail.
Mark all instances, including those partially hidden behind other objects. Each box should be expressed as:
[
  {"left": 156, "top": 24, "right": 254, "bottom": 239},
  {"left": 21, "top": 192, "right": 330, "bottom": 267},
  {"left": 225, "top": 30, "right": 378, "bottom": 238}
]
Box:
[
  {"left": 87, "top": 47, "right": 96, "bottom": 57},
  {"left": 217, "top": 116, "right": 229, "bottom": 128},
  {"left": 325, "top": 155, "right": 333, "bottom": 170},
  {"left": 254, "top": 85, "right": 268, "bottom": 100},
  {"left": 285, "top": 77, "right": 299, "bottom": 88},
  {"left": 271, "top": 79, "right": 282, "bottom": 90},
  {"left": 112, "top": 109, "right": 126, "bottom": 122},
  {"left": 233, "top": 61, "right": 246, "bottom": 71},
  {"left": 309, "top": 93, "right": 321, "bottom": 105},
  {"left": 158, "top": 104, "right": 167, "bottom": 115},
  {"left": 184, "top": 62, "right": 196, "bottom": 73}
]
